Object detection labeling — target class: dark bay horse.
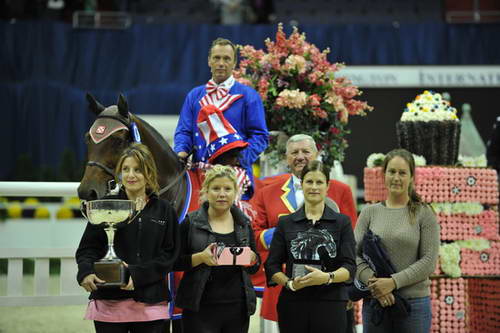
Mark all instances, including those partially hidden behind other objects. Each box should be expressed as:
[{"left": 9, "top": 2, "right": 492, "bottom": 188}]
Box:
[{"left": 77, "top": 93, "right": 190, "bottom": 218}]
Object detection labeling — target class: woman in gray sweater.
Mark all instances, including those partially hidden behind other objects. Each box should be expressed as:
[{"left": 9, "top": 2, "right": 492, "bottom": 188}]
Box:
[{"left": 354, "top": 149, "right": 440, "bottom": 333}]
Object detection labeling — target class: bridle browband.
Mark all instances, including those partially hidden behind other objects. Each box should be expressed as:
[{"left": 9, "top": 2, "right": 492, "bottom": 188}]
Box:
[{"left": 86, "top": 112, "right": 187, "bottom": 196}]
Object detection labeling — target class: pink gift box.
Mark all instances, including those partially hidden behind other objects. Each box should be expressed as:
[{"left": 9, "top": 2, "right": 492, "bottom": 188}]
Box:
[{"left": 212, "top": 245, "right": 252, "bottom": 266}]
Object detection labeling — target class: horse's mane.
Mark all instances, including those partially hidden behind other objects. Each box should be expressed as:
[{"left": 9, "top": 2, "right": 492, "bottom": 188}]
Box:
[{"left": 133, "top": 114, "right": 179, "bottom": 161}]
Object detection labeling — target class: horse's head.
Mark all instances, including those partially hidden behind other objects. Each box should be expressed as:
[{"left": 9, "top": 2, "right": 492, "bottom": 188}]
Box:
[{"left": 78, "top": 93, "right": 132, "bottom": 201}]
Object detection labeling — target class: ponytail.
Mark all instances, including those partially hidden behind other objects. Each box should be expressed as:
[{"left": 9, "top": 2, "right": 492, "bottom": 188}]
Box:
[{"left": 407, "top": 181, "right": 423, "bottom": 224}]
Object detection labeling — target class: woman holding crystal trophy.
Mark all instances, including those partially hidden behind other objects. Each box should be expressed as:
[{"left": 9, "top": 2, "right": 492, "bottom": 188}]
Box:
[
  {"left": 76, "top": 143, "right": 180, "bottom": 333},
  {"left": 264, "top": 160, "right": 356, "bottom": 333}
]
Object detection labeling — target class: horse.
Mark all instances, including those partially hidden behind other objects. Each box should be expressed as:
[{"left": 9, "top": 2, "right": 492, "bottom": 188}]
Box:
[{"left": 77, "top": 93, "right": 192, "bottom": 219}]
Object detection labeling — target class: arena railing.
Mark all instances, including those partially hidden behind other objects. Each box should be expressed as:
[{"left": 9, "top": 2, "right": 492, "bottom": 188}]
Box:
[{"left": 0, "top": 181, "right": 87, "bottom": 306}]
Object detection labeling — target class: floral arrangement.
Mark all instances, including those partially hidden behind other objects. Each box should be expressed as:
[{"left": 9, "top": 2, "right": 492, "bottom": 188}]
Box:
[
  {"left": 400, "top": 90, "right": 458, "bottom": 122},
  {"left": 234, "top": 24, "right": 372, "bottom": 167}
]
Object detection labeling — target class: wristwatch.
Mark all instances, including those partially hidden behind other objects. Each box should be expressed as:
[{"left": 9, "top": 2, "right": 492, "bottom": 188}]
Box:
[{"left": 327, "top": 271, "right": 335, "bottom": 284}]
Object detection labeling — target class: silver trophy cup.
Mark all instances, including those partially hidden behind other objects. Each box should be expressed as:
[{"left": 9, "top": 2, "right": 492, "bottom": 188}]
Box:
[{"left": 82, "top": 199, "right": 137, "bottom": 287}]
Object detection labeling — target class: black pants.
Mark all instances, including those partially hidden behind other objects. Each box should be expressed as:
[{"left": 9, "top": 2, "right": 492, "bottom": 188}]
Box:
[
  {"left": 346, "top": 308, "right": 355, "bottom": 333},
  {"left": 277, "top": 298, "right": 347, "bottom": 333},
  {"left": 164, "top": 318, "right": 183, "bottom": 333},
  {"left": 94, "top": 320, "right": 165, "bottom": 333},
  {"left": 182, "top": 302, "right": 249, "bottom": 333}
]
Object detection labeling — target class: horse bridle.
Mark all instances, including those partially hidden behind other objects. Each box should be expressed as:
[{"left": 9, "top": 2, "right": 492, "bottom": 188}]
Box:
[
  {"left": 86, "top": 160, "right": 116, "bottom": 178},
  {"left": 85, "top": 114, "right": 130, "bottom": 179},
  {"left": 86, "top": 113, "right": 188, "bottom": 196}
]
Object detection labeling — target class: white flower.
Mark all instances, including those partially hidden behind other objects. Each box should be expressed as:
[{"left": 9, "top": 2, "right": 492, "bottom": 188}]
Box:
[
  {"left": 456, "top": 238, "right": 490, "bottom": 251},
  {"left": 458, "top": 154, "right": 487, "bottom": 167},
  {"left": 433, "top": 202, "right": 483, "bottom": 215},
  {"left": 439, "top": 243, "right": 461, "bottom": 278},
  {"left": 366, "top": 153, "right": 385, "bottom": 168},
  {"left": 412, "top": 154, "right": 426, "bottom": 166}
]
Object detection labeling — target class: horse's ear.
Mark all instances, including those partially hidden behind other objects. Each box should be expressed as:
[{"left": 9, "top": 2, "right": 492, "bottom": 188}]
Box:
[
  {"left": 86, "top": 93, "right": 105, "bottom": 115},
  {"left": 117, "top": 94, "right": 129, "bottom": 118}
]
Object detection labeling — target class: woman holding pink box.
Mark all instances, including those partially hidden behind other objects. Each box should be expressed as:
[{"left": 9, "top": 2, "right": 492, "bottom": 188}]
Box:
[{"left": 174, "top": 165, "right": 260, "bottom": 333}]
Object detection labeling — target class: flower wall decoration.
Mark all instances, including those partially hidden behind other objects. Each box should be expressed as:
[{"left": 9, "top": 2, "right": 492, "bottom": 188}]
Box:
[{"left": 234, "top": 24, "right": 373, "bottom": 167}]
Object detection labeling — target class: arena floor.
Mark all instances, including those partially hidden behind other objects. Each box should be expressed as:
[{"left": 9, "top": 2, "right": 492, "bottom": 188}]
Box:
[{"left": 0, "top": 275, "right": 261, "bottom": 333}]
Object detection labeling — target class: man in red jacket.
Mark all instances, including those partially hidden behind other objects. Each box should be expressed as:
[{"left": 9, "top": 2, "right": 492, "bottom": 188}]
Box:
[{"left": 251, "top": 134, "right": 357, "bottom": 331}]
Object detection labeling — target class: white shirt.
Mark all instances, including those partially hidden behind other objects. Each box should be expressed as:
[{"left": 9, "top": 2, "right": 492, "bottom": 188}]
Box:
[{"left": 292, "top": 174, "right": 304, "bottom": 209}]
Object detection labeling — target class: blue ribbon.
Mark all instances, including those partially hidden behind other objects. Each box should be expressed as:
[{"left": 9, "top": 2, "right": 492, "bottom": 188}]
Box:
[{"left": 130, "top": 122, "right": 141, "bottom": 143}]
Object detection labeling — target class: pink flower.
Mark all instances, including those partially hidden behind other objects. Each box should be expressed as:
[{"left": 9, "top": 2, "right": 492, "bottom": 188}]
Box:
[
  {"left": 339, "top": 108, "right": 349, "bottom": 123},
  {"left": 236, "top": 77, "right": 253, "bottom": 87},
  {"left": 345, "top": 99, "right": 373, "bottom": 115},
  {"left": 308, "top": 94, "right": 322, "bottom": 107},
  {"left": 258, "top": 78, "right": 270, "bottom": 101},
  {"left": 330, "top": 127, "right": 340, "bottom": 135},
  {"left": 234, "top": 24, "right": 372, "bottom": 166},
  {"left": 313, "top": 107, "right": 328, "bottom": 119}
]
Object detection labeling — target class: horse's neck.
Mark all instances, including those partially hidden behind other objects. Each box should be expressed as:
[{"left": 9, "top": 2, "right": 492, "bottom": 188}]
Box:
[
  {"left": 133, "top": 117, "right": 187, "bottom": 217},
  {"left": 134, "top": 117, "right": 181, "bottom": 182}
]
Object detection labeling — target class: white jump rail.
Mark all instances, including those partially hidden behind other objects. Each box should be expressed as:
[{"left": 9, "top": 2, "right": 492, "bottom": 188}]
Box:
[
  {"left": 0, "top": 181, "right": 79, "bottom": 197},
  {"left": 0, "top": 181, "right": 87, "bottom": 306}
]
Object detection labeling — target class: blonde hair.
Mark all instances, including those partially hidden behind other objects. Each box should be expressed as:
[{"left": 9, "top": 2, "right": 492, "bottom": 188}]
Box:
[
  {"left": 115, "top": 143, "right": 160, "bottom": 194},
  {"left": 199, "top": 165, "right": 239, "bottom": 204}
]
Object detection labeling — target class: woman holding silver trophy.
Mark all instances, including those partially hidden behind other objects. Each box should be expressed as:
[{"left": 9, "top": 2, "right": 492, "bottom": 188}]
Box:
[
  {"left": 174, "top": 165, "right": 260, "bottom": 333},
  {"left": 76, "top": 143, "right": 180, "bottom": 333}
]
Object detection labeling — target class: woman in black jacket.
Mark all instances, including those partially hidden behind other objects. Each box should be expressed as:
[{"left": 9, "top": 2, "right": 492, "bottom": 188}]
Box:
[
  {"left": 76, "top": 143, "right": 180, "bottom": 333},
  {"left": 174, "top": 165, "right": 260, "bottom": 333},
  {"left": 264, "top": 160, "right": 356, "bottom": 333}
]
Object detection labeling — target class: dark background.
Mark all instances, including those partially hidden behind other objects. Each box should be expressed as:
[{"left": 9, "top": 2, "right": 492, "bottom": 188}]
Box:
[{"left": 1, "top": 0, "right": 500, "bottom": 189}]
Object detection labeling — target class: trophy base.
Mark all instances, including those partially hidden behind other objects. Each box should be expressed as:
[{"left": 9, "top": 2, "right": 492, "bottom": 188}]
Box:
[{"left": 94, "top": 259, "right": 130, "bottom": 288}]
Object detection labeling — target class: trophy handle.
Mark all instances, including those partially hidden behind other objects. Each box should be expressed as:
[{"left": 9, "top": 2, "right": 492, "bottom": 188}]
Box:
[{"left": 80, "top": 201, "right": 89, "bottom": 221}]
